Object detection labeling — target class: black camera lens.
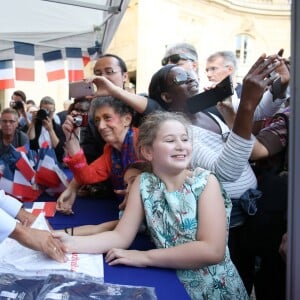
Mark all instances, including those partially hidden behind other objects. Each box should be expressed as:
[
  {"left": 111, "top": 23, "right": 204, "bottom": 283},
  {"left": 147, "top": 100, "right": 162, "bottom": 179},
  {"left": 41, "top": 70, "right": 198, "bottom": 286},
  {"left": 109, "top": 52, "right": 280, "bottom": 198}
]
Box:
[{"left": 36, "top": 108, "right": 49, "bottom": 121}]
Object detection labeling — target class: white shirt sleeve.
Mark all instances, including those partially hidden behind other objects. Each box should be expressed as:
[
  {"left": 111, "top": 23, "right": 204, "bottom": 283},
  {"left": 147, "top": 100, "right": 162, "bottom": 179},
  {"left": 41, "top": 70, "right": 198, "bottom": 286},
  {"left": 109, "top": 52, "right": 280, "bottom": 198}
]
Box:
[
  {"left": 0, "top": 190, "right": 22, "bottom": 218},
  {"left": 232, "top": 89, "right": 287, "bottom": 120},
  {"left": 252, "top": 90, "right": 287, "bottom": 120},
  {"left": 0, "top": 209, "right": 17, "bottom": 243}
]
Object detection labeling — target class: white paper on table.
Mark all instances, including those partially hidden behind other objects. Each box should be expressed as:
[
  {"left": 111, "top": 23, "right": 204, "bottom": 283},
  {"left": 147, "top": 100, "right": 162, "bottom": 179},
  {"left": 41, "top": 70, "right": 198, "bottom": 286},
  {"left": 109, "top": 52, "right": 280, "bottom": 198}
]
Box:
[{"left": 0, "top": 213, "right": 104, "bottom": 280}]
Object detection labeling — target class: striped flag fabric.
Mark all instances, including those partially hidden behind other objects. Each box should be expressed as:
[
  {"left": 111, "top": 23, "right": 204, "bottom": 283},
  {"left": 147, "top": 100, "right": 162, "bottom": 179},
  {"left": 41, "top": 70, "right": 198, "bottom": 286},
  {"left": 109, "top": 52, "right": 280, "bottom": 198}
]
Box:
[
  {"left": 82, "top": 46, "right": 98, "bottom": 66},
  {"left": 23, "top": 201, "right": 56, "bottom": 217},
  {"left": 35, "top": 145, "right": 66, "bottom": 188},
  {"left": 0, "top": 60, "right": 15, "bottom": 89},
  {"left": 66, "top": 47, "right": 84, "bottom": 82},
  {"left": 13, "top": 150, "right": 36, "bottom": 182},
  {"left": 43, "top": 50, "right": 65, "bottom": 81},
  {"left": 13, "top": 170, "right": 42, "bottom": 202},
  {"left": 14, "top": 42, "right": 35, "bottom": 81},
  {"left": 0, "top": 158, "right": 14, "bottom": 195}
]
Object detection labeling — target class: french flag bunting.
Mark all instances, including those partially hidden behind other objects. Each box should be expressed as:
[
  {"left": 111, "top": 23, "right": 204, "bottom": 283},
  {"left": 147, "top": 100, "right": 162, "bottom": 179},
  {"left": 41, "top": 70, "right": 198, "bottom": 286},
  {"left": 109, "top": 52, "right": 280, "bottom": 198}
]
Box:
[
  {"left": 14, "top": 42, "right": 35, "bottom": 81},
  {"left": 0, "top": 60, "right": 15, "bottom": 90},
  {"left": 13, "top": 170, "right": 41, "bottom": 202},
  {"left": 43, "top": 50, "right": 65, "bottom": 81},
  {"left": 66, "top": 47, "right": 84, "bottom": 82},
  {"left": 82, "top": 46, "right": 98, "bottom": 66}
]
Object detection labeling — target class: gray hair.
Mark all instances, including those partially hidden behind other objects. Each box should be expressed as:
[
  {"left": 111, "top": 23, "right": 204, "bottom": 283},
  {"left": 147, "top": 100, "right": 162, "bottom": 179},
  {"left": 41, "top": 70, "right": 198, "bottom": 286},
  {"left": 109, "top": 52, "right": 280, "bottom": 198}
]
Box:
[
  {"left": 40, "top": 96, "right": 55, "bottom": 107},
  {"left": 164, "top": 42, "right": 198, "bottom": 61},
  {"left": 207, "top": 50, "right": 237, "bottom": 71},
  {"left": 91, "top": 96, "right": 135, "bottom": 121}
]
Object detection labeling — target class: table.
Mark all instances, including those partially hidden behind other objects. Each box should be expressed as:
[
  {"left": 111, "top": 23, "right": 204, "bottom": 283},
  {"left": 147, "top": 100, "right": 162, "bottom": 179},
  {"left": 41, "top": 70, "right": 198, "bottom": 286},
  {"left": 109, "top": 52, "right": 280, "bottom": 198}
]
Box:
[{"left": 43, "top": 192, "right": 190, "bottom": 299}]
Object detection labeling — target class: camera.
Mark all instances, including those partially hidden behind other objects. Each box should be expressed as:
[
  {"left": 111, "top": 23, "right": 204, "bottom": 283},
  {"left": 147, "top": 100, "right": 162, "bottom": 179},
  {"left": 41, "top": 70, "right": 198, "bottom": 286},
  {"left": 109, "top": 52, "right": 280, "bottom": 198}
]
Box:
[
  {"left": 12, "top": 101, "right": 24, "bottom": 110},
  {"left": 36, "top": 108, "right": 50, "bottom": 121},
  {"left": 73, "top": 113, "right": 88, "bottom": 127}
]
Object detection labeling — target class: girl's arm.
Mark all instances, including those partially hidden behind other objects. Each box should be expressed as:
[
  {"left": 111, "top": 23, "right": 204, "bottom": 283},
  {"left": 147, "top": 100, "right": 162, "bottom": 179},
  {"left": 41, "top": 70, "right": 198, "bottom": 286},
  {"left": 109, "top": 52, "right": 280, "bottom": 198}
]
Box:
[
  {"left": 54, "top": 177, "right": 144, "bottom": 253},
  {"left": 106, "top": 174, "right": 227, "bottom": 269}
]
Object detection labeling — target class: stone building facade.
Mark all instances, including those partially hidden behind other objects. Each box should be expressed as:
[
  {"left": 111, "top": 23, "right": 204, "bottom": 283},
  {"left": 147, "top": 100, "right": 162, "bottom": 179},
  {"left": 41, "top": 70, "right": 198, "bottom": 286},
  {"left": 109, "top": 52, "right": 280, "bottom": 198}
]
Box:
[{"left": 107, "top": 0, "right": 291, "bottom": 93}]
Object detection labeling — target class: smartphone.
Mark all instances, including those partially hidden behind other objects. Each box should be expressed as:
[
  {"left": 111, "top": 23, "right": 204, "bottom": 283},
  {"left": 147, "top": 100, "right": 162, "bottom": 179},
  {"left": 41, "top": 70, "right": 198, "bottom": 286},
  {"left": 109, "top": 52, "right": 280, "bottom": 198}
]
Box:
[
  {"left": 69, "top": 81, "right": 94, "bottom": 99},
  {"left": 186, "top": 75, "right": 234, "bottom": 114}
]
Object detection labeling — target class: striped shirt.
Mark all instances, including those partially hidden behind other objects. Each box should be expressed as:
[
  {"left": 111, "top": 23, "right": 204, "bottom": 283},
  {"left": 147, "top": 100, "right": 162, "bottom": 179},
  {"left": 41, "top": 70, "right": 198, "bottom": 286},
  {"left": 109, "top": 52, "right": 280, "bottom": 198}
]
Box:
[{"left": 189, "top": 126, "right": 257, "bottom": 199}]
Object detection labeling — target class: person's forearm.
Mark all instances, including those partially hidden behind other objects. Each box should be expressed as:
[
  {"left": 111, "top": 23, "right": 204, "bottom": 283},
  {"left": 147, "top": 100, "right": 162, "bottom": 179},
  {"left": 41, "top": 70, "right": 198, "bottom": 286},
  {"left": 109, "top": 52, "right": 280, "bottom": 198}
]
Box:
[
  {"left": 113, "top": 86, "right": 148, "bottom": 114},
  {"left": 64, "top": 221, "right": 118, "bottom": 236},
  {"left": 232, "top": 105, "right": 254, "bottom": 140},
  {"left": 48, "top": 128, "right": 59, "bottom": 148},
  {"left": 27, "top": 124, "right": 35, "bottom": 139},
  {"left": 250, "top": 139, "right": 270, "bottom": 161},
  {"left": 145, "top": 240, "right": 225, "bottom": 270},
  {"left": 16, "top": 208, "right": 36, "bottom": 226},
  {"left": 64, "top": 136, "right": 81, "bottom": 156},
  {"left": 10, "top": 223, "right": 40, "bottom": 251},
  {"left": 65, "top": 230, "right": 132, "bottom": 254}
]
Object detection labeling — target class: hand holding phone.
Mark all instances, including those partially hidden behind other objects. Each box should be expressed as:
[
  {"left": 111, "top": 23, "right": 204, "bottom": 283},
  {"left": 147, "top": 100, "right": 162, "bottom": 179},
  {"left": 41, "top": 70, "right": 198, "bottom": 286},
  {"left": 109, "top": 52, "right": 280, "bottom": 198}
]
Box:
[
  {"left": 69, "top": 81, "right": 95, "bottom": 99},
  {"left": 186, "top": 75, "right": 234, "bottom": 113}
]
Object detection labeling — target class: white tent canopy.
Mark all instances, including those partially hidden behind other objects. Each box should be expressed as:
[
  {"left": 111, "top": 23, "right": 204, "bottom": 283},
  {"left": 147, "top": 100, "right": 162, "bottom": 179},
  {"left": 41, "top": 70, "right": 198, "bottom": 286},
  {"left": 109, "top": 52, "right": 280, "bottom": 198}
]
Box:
[{"left": 0, "top": 0, "right": 129, "bottom": 60}]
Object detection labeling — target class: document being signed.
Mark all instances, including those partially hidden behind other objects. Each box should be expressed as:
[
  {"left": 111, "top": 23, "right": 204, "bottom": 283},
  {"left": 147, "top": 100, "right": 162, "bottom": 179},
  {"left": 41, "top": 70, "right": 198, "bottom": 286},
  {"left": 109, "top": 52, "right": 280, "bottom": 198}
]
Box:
[{"left": 0, "top": 213, "right": 104, "bottom": 280}]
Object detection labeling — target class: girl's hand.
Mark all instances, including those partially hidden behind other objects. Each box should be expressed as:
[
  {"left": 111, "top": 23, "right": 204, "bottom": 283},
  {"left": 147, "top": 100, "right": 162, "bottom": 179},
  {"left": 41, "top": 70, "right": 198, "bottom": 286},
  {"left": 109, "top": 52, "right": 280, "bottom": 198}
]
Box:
[
  {"left": 105, "top": 248, "right": 148, "bottom": 267},
  {"left": 52, "top": 231, "right": 74, "bottom": 254},
  {"left": 56, "top": 186, "right": 76, "bottom": 215}
]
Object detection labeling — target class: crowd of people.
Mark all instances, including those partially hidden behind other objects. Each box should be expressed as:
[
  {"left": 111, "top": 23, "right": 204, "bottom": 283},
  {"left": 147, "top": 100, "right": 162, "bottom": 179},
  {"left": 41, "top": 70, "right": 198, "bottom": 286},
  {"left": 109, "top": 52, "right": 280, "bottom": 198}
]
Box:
[{"left": 0, "top": 43, "right": 290, "bottom": 300}]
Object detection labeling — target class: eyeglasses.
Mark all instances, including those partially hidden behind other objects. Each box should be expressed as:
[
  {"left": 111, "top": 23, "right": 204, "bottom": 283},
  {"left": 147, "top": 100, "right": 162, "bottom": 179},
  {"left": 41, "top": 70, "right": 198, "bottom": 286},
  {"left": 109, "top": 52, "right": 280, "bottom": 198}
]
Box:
[
  {"left": 0, "top": 119, "right": 17, "bottom": 124},
  {"left": 161, "top": 53, "right": 195, "bottom": 66},
  {"left": 94, "top": 67, "right": 121, "bottom": 76},
  {"left": 205, "top": 65, "right": 230, "bottom": 73}
]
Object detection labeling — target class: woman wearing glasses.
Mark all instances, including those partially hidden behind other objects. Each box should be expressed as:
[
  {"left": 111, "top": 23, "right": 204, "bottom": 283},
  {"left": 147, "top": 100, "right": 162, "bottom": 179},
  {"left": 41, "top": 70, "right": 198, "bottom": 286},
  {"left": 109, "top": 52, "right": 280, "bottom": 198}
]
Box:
[{"left": 0, "top": 108, "right": 29, "bottom": 156}]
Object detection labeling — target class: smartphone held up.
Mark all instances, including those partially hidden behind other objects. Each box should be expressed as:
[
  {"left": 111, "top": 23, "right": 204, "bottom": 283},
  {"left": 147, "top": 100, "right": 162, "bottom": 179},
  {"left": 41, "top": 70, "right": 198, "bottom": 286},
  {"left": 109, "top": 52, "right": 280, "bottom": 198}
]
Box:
[
  {"left": 69, "top": 81, "right": 95, "bottom": 99},
  {"left": 186, "top": 75, "right": 234, "bottom": 114}
]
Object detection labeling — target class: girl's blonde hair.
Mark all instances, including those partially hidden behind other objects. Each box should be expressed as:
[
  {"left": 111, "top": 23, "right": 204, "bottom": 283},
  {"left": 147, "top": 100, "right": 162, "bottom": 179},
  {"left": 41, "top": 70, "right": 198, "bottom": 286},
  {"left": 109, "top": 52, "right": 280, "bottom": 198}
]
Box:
[{"left": 137, "top": 111, "right": 191, "bottom": 159}]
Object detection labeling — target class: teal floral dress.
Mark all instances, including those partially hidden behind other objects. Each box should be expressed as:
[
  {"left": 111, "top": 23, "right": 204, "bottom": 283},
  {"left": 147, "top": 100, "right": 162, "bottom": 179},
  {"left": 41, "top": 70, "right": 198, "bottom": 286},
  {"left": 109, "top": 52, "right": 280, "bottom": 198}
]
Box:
[{"left": 140, "top": 168, "right": 249, "bottom": 300}]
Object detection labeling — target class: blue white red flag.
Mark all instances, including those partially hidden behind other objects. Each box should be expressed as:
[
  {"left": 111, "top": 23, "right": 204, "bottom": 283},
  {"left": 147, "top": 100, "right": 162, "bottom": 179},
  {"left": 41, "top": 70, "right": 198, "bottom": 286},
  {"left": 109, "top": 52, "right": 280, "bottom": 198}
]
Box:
[
  {"left": 82, "top": 46, "right": 98, "bottom": 66},
  {"left": 35, "top": 146, "right": 63, "bottom": 187},
  {"left": 23, "top": 201, "right": 56, "bottom": 217},
  {"left": 66, "top": 47, "right": 84, "bottom": 82},
  {"left": 14, "top": 42, "right": 35, "bottom": 81},
  {"left": 13, "top": 170, "right": 41, "bottom": 202},
  {"left": 9, "top": 145, "right": 36, "bottom": 182},
  {"left": 43, "top": 50, "right": 65, "bottom": 81},
  {"left": 0, "top": 159, "right": 14, "bottom": 194},
  {"left": 0, "top": 60, "right": 14, "bottom": 89}
]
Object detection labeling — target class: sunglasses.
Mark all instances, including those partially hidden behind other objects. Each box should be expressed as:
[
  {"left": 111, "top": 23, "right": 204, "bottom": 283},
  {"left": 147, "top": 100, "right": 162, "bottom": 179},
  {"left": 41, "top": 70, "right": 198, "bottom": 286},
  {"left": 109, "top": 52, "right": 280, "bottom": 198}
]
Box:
[
  {"left": 161, "top": 53, "right": 195, "bottom": 66},
  {"left": 168, "top": 72, "right": 192, "bottom": 88}
]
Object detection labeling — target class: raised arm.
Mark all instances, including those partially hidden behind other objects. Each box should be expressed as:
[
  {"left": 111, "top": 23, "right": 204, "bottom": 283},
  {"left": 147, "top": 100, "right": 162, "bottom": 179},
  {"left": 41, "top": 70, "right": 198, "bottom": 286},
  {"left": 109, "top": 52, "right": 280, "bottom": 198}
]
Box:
[
  {"left": 190, "top": 54, "right": 283, "bottom": 198},
  {"left": 233, "top": 53, "right": 283, "bottom": 139},
  {"left": 91, "top": 76, "right": 149, "bottom": 114}
]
